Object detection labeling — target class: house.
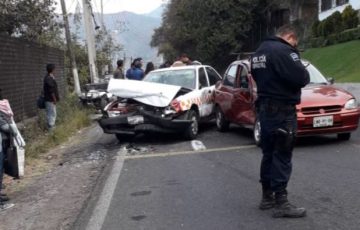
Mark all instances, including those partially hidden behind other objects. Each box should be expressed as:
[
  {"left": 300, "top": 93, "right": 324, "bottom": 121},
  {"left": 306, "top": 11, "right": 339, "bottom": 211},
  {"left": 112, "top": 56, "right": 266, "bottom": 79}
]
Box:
[{"left": 319, "top": 0, "right": 360, "bottom": 20}]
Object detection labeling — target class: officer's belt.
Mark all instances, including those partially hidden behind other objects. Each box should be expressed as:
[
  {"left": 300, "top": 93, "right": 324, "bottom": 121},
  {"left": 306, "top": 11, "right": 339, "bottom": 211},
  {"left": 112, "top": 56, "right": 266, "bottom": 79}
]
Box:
[{"left": 258, "top": 99, "right": 295, "bottom": 113}]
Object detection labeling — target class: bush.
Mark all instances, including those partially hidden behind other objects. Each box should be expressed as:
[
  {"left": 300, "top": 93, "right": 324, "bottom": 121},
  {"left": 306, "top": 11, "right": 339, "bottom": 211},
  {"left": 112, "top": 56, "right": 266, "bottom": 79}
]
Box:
[
  {"left": 23, "top": 93, "right": 92, "bottom": 158},
  {"left": 338, "top": 27, "right": 360, "bottom": 42}
]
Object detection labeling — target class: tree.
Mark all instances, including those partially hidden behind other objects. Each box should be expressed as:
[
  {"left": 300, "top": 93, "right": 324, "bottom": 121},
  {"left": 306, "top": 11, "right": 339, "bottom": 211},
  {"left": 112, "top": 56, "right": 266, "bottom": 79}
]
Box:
[
  {"left": 0, "top": 0, "right": 62, "bottom": 47},
  {"left": 95, "top": 27, "right": 122, "bottom": 75},
  {"left": 151, "top": 0, "right": 258, "bottom": 71},
  {"left": 342, "top": 5, "right": 359, "bottom": 30}
]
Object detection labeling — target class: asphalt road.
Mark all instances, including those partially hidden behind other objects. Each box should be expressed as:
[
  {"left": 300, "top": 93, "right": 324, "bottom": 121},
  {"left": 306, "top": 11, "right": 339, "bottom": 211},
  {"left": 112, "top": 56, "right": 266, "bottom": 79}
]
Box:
[{"left": 72, "top": 117, "right": 360, "bottom": 230}]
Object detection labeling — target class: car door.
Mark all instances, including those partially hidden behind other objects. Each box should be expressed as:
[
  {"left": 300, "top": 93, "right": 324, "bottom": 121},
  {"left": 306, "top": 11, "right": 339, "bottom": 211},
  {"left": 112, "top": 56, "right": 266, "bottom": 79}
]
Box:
[
  {"left": 214, "top": 64, "right": 240, "bottom": 121},
  {"left": 205, "top": 66, "right": 222, "bottom": 115},
  {"left": 231, "top": 63, "right": 254, "bottom": 124},
  {"left": 197, "top": 67, "right": 212, "bottom": 117}
]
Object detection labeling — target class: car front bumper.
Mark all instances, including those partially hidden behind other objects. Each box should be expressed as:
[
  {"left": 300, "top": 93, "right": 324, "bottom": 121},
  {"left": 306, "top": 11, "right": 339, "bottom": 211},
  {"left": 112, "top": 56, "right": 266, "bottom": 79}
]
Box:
[
  {"left": 98, "top": 109, "right": 192, "bottom": 135},
  {"left": 297, "top": 109, "right": 360, "bottom": 136}
]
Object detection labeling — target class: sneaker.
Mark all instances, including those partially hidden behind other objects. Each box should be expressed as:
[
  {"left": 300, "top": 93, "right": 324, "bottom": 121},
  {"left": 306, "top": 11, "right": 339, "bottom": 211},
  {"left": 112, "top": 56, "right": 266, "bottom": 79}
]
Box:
[
  {"left": 272, "top": 201, "right": 306, "bottom": 218},
  {"left": 0, "top": 202, "right": 15, "bottom": 211}
]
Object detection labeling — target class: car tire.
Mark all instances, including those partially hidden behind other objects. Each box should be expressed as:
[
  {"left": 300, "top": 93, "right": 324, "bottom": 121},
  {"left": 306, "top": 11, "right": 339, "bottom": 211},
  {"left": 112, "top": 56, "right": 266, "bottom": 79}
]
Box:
[
  {"left": 253, "top": 118, "right": 261, "bottom": 146},
  {"left": 183, "top": 109, "right": 199, "bottom": 140},
  {"left": 215, "top": 106, "right": 229, "bottom": 132},
  {"left": 115, "top": 134, "right": 134, "bottom": 142},
  {"left": 337, "top": 133, "right": 351, "bottom": 141}
]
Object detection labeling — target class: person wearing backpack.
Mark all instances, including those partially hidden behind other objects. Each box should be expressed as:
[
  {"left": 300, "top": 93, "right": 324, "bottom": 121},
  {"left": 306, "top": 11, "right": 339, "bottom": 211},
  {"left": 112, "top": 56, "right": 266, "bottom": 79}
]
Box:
[{"left": 43, "top": 64, "right": 59, "bottom": 131}]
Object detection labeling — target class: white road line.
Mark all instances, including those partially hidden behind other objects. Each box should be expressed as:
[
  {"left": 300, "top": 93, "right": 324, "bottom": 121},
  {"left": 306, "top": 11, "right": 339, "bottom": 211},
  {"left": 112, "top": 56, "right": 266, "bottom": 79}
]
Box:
[
  {"left": 191, "top": 140, "right": 207, "bottom": 151},
  {"left": 125, "top": 144, "right": 257, "bottom": 160},
  {"left": 85, "top": 148, "right": 127, "bottom": 230}
]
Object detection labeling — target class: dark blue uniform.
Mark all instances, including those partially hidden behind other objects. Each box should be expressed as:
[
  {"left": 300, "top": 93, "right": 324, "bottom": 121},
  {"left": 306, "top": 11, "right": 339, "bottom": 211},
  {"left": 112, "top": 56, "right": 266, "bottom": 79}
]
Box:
[{"left": 251, "top": 36, "right": 310, "bottom": 194}]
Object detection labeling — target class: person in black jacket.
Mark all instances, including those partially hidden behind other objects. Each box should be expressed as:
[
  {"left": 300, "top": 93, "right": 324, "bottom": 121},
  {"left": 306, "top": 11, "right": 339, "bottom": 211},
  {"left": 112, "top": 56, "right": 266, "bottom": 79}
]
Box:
[
  {"left": 0, "top": 89, "right": 15, "bottom": 211},
  {"left": 251, "top": 24, "right": 310, "bottom": 218},
  {"left": 43, "top": 64, "right": 59, "bottom": 130}
]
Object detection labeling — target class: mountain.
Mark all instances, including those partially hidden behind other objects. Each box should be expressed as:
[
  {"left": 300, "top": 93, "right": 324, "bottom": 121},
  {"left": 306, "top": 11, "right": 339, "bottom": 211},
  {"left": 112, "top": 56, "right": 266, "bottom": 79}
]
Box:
[{"left": 69, "top": 7, "right": 164, "bottom": 67}]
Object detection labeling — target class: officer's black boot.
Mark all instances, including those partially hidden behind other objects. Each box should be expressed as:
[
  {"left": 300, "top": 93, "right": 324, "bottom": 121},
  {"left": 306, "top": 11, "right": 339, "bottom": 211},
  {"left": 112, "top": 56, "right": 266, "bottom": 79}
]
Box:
[
  {"left": 272, "top": 191, "right": 306, "bottom": 218},
  {"left": 259, "top": 188, "right": 275, "bottom": 210}
]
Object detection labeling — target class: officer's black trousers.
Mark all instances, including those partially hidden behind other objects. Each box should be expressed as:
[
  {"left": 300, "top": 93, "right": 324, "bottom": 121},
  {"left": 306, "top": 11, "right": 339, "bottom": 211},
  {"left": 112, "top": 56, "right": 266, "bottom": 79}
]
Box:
[{"left": 258, "top": 100, "right": 297, "bottom": 193}]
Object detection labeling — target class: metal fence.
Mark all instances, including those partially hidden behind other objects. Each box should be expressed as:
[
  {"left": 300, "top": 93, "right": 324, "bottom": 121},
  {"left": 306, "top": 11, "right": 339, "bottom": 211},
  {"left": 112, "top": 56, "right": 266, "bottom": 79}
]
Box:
[{"left": 0, "top": 35, "right": 65, "bottom": 121}]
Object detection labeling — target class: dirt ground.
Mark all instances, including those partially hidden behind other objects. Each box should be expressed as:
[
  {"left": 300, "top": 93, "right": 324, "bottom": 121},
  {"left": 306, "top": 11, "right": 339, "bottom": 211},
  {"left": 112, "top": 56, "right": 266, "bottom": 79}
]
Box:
[{"left": 0, "top": 124, "right": 117, "bottom": 230}]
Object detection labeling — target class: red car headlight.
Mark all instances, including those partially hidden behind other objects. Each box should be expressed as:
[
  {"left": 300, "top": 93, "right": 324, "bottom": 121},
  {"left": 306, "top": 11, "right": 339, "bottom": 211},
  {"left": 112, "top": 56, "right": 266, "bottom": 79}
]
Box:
[{"left": 344, "top": 99, "right": 357, "bottom": 110}]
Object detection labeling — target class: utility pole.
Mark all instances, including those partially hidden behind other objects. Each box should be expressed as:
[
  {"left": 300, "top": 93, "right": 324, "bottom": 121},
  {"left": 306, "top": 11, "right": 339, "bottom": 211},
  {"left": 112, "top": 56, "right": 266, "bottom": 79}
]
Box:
[
  {"left": 60, "top": 0, "right": 81, "bottom": 95},
  {"left": 82, "top": 0, "right": 99, "bottom": 83},
  {"left": 100, "top": 0, "right": 104, "bottom": 27}
]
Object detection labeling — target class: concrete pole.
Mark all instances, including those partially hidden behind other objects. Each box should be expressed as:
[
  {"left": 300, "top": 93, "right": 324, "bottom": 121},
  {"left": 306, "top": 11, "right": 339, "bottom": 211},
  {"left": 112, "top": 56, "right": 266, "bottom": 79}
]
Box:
[
  {"left": 82, "top": 0, "right": 99, "bottom": 83},
  {"left": 101, "top": 0, "right": 104, "bottom": 27},
  {"left": 60, "top": 0, "right": 81, "bottom": 95}
]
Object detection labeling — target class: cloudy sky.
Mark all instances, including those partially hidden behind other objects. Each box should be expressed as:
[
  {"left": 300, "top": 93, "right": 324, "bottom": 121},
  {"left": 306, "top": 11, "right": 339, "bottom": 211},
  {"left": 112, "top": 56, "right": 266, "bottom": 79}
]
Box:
[{"left": 55, "top": 0, "right": 165, "bottom": 14}]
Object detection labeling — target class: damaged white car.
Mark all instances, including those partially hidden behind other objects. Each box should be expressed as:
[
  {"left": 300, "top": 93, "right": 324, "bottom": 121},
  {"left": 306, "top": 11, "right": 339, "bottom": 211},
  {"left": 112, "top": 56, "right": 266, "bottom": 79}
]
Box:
[{"left": 98, "top": 65, "right": 222, "bottom": 140}]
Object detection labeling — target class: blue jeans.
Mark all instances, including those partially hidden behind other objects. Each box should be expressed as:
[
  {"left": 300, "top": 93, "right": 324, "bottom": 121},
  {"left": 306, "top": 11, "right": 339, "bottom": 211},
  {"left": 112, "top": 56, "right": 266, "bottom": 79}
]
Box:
[
  {"left": 258, "top": 99, "right": 297, "bottom": 193},
  {"left": 45, "top": 101, "right": 57, "bottom": 129}
]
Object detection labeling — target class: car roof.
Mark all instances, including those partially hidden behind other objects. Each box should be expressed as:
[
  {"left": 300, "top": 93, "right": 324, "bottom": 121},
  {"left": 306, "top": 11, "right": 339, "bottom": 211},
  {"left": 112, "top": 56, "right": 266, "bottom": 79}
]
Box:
[
  {"left": 229, "top": 58, "right": 311, "bottom": 71},
  {"left": 150, "top": 65, "right": 213, "bottom": 73}
]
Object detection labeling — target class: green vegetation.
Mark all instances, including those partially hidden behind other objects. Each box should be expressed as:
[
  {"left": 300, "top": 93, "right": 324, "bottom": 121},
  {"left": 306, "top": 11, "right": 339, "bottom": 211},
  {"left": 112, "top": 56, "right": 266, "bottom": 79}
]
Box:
[
  {"left": 303, "top": 40, "right": 360, "bottom": 82},
  {"left": 23, "top": 94, "right": 91, "bottom": 159}
]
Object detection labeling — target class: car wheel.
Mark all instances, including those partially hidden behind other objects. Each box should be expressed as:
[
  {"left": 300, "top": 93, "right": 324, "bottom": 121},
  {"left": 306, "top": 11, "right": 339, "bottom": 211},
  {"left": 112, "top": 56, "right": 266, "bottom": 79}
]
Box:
[
  {"left": 215, "top": 106, "right": 229, "bottom": 132},
  {"left": 183, "top": 110, "right": 199, "bottom": 140},
  {"left": 115, "top": 134, "right": 134, "bottom": 142},
  {"left": 253, "top": 118, "right": 261, "bottom": 146},
  {"left": 337, "top": 133, "right": 351, "bottom": 141}
]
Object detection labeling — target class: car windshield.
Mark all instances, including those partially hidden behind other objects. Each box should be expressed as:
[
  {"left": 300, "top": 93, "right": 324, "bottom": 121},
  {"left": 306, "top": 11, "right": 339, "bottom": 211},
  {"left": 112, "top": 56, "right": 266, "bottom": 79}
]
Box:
[
  {"left": 305, "top": 63, "right": 328, "bottom": 84},
  {"left": 143, "top": 69, "right": 196, "bottom": 89}
]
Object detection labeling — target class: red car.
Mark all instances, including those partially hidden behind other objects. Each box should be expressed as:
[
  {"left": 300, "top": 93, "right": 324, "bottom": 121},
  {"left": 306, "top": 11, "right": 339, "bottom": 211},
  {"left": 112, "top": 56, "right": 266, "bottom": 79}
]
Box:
[{"left": 214, "top": 59, "right": 360, "bottom": 145}]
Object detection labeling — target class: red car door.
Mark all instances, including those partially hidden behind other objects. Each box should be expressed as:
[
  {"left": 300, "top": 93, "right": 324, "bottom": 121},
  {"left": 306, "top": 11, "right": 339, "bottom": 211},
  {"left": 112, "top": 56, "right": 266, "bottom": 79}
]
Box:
[
  {"left": 215, "top": 64, "right": 240, "bottom": 121},
  {"left": 231, "top": 64, "right": 254, "bottom": 125}
]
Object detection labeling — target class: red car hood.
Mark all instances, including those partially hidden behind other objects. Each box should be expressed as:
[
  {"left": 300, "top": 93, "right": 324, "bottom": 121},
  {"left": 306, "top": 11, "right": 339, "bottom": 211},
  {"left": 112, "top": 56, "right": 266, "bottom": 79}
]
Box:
[{"left": 298, "top": 84, "right": 354, "bottom": 108}]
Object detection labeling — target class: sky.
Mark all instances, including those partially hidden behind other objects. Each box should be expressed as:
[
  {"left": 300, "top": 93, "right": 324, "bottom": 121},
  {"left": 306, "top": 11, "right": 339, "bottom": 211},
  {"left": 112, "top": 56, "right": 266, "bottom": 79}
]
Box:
[{"left": 55, "top": 0, "right": 165, "bottom": 15}]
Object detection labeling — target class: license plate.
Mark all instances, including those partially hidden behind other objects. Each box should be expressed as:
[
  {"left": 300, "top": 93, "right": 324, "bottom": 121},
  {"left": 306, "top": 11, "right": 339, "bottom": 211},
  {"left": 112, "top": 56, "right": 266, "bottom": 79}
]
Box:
[
  {"left": 127, "top": 115, "right": 144, "bottom": 125},
  {"left": 313, "top": 115, "right": 333, "bottom": 127}
]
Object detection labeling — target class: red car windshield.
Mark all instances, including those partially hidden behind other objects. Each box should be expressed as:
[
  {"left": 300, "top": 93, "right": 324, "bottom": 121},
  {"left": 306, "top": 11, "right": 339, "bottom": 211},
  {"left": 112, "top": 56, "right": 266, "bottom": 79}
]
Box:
[{"left": 305, "top": 63, "right": 328, "bottom": 85}]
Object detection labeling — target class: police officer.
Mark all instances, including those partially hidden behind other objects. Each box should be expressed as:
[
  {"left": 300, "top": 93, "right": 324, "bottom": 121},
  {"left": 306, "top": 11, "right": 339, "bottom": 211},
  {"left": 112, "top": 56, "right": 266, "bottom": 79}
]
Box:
[{"left": 251, "top": 24, "right": 310, "bottom": 218}]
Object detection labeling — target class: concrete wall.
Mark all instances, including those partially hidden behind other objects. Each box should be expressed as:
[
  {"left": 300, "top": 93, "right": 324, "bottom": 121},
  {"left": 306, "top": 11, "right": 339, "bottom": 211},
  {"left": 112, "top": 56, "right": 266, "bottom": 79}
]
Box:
[{"left": 0, "top": 35, "right": 65, "bottom": 121}]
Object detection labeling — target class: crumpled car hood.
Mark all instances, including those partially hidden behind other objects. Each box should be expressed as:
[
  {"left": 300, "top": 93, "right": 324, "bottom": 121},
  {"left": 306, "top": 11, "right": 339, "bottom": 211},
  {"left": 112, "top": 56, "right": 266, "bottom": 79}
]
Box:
[{"left": 107, "top": 79, "right": 182, "bottom": 107}]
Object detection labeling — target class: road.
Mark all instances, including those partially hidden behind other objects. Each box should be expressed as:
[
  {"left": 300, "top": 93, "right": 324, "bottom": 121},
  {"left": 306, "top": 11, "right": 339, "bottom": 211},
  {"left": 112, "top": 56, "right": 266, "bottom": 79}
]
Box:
[{"left": 72, "top": 120, "right": 360, "bottom": 230}]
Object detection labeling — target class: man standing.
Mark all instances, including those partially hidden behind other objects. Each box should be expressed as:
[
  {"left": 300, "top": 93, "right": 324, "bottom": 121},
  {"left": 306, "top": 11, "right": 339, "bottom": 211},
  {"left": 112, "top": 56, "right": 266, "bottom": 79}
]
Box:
[
  {"left": 126, "top": 58, "right": 144, "bottom": 80},
  {"left": 113, "top": 59, "right": 125, "bottom": 79},
  {"left": 251, "top": 24, "right": 310, "bottom": 218},
  {"left": 43, "top": 64, "right": 59, "bottom": 130}
]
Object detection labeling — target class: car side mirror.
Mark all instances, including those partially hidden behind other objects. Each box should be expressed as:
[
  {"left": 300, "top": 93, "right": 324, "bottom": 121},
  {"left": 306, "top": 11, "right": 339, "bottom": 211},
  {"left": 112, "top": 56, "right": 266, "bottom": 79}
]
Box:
[{"left": 327, "top": 77, "right": 335, "bottom": 85}]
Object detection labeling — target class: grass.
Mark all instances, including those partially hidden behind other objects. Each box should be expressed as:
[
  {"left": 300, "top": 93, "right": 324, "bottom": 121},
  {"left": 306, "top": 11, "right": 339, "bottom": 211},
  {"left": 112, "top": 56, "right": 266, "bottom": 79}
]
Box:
[
  {"left": 302, "top": 40, "right": 360, "bottom": 82},
  {"left": 22, "top": 94, "right": 92, "bottom": 159}
]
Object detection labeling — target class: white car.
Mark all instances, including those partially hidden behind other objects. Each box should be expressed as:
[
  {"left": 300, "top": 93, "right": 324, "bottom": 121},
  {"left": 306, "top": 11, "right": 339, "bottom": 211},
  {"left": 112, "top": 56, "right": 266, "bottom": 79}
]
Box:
[{"left": 98, "top": 65, "right": 222, "bottom": 140}]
